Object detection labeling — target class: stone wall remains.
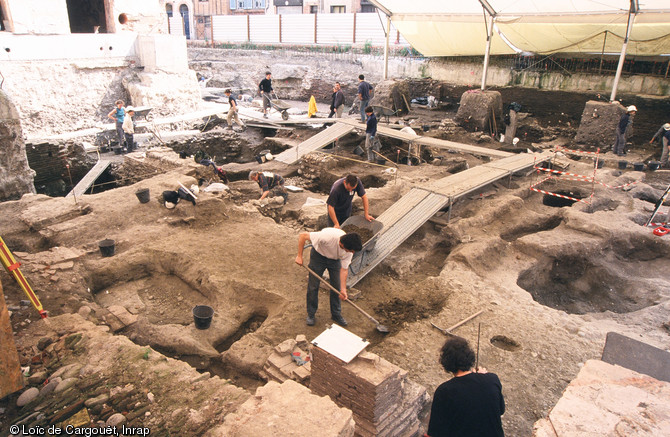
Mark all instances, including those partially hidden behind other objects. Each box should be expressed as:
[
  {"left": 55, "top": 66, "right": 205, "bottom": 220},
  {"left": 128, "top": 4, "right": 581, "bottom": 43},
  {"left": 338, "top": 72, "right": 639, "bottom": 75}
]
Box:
[
  {"left": 0, "top": 90, "right": 36, "bottom": 201},
  {"left": 2, "top": 61, "right": 200, "bottom": 138}
]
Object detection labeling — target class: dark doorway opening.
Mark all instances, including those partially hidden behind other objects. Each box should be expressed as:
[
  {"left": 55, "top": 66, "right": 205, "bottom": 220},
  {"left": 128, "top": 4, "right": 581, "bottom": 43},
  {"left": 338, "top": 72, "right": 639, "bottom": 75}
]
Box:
[
  {"left": 66, "top": 0, "right": 107, "bottom": 33},
  {"left": 180, "top": 4, "right": 190, "bottom": 39}
]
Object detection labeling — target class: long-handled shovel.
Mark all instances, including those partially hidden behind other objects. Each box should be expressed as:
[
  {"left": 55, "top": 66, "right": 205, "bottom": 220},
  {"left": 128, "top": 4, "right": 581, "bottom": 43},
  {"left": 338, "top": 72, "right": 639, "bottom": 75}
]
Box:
[{"left": 302, "top": 264, "right": 389, "bottom": 333}]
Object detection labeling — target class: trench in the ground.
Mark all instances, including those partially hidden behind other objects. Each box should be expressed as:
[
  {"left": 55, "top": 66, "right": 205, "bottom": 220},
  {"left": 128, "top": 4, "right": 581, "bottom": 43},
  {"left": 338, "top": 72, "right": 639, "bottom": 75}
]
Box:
[
  {"left": 516, "top": 238, "right": 669, "bottom": 314},
  {"left": 89, "top": 255, "right": 283, "bottom": 390}
]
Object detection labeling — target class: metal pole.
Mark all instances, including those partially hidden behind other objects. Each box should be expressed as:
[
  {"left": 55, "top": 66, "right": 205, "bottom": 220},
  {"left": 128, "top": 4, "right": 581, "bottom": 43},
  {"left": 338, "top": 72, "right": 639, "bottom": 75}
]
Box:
[
  {"left": 598, "top": 31, "right": 608, "bottom": 74},
  {"left": 610, "top": 5, "right": 637, "bottom": 102},
  {"left": 481, "top": 13, "right": 494, "bottom": 90},
  {"left": 383, "top": 15, "right": 390, "bottom": 80}
]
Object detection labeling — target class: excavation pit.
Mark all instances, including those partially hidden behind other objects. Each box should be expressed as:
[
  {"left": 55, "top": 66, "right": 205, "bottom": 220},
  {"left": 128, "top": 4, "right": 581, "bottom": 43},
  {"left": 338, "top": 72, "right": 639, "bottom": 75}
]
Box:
[{"left": 517, "top": 254, "right": 662, "bottom": 315}]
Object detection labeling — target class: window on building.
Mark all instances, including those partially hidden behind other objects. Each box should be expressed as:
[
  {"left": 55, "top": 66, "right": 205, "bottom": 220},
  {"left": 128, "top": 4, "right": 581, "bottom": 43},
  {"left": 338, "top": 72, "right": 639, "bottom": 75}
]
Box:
[
  {"left": 310, "top": 5, "right": 317, "bottom": 13},
  {"left": 360, "top": 5, "right": 376, "bottom": 13},
  {"left": 330, "top": 5, "right": 345, "bottom": 13},
  {"left": 236, "top": 0, "right": 265, "bottom": 9},
  {"left": 66, "top": 0, "right": 107, "bottom": 33}
]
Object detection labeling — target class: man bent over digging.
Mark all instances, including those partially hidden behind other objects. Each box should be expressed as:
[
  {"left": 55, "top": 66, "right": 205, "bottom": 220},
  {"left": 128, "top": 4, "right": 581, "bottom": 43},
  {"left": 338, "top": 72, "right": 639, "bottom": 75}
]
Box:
[{"left": 295, "top": 229, "right": 362, "bottom": 327}]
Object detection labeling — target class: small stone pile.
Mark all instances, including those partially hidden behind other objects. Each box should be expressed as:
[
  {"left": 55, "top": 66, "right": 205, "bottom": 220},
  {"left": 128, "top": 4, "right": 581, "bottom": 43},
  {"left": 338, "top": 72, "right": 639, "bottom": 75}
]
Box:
[
  {"left": 310, "top": 347, "right": 429, "bottom": 437},
  {"left": 259, "top": 335, "right": 312, "bottom": 385}
]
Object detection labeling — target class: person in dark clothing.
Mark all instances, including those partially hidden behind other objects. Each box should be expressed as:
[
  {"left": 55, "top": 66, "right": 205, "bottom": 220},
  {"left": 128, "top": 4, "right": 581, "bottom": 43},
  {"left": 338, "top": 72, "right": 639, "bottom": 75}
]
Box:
[
  {"left": 364, "top": 106, "right": 381, "bottom": 162},
  {"left": 613, "top": 105, "right": 636, "bottom": 156},
  {"left": 328, "top": 83, "right": 345, "bottom": 118},
  {"left": 326, "top": 174, "right": 373, "bottom": 228},
  {"left": 357, "top": 74, "right": 373, "bottom": 123},
  {"left": 328, "top": 84, "right": 338, "bottom": 118},
  {"left": 427, "top": 336, "right": 505, "bottom": 437},
  {"left": 295, "top": 228, "right": 362, "bottom": 326},
  {"left": 649, "top": 122, "right": 670, "bottom": 168},
  {"left": 258, "top": 71, "right": 273, "bottom": 118},
  {"left": 249, "top": 170, "right": 288, "bottom": 203},
  {"left": 162, "top": 187, "right": 196, "bottom": 209}
]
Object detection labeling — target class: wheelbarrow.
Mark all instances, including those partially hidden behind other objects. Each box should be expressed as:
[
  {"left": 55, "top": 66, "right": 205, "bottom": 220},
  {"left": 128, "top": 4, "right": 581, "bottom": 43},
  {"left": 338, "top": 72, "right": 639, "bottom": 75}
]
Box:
[
  {"left": 340, "top": 216, "right": 383, "bottom": 275},
  {"left": 266, "top": 92, "right": 291, "bottom": 120},
  {"left": 131, "top": 106, "right": 154, "bottom": 122},
  {"left": 371, "top": 105, "right": 398, "bottom": 124}
]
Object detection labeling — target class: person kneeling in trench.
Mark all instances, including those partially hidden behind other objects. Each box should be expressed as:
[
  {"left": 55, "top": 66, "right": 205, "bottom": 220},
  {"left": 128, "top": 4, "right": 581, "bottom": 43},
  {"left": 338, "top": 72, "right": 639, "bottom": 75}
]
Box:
[
  {"left": 295, "top": 229, "right": 362, "bottom": 327},
  {"left": 249, "top": 170, "right": 288, "bottom": 203}
]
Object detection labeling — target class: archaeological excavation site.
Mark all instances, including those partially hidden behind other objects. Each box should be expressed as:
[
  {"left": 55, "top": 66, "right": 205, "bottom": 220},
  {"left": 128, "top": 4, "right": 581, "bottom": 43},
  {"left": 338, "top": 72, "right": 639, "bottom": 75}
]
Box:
[{"left": 2, "top": 1, "right": 670, "bottom": 437}]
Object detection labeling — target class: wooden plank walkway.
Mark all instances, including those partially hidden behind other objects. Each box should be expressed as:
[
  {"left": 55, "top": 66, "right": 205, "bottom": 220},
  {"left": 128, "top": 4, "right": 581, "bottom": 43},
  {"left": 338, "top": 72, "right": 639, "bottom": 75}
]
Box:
[
  {"left": 335, "top": 119, "right": 512, "bottom": 159},
  {"left": 66, "top": 160, "right": 111, "bottom": 197},
  {"left": 274, "top": 122, "right": 355, "bottom": 164},
  {"left": 346, "top": 150, "right": 552, "bottom": 286}
]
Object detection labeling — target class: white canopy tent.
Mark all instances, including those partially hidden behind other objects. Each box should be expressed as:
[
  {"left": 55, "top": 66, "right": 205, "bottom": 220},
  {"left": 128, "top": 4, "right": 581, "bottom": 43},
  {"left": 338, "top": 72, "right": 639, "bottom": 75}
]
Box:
[{"left": 369, "top": 0, "right": 670, "bottom": 100}]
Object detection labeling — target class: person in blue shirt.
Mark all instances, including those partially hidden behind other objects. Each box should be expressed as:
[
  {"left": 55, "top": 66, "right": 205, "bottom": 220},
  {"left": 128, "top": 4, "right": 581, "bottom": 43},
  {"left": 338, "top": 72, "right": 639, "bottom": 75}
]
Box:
[
  {"left": 357, "top": 74, "right": 373, "bottom": 123},
  {"left": 326, "top": 174, "right": 373, "bottom": 228},
  {"left": 107, "top": 100, "right": 125, "bottom": 148},
  {"left": 613, "top": 105, "right": 636, "bottom": 156}
]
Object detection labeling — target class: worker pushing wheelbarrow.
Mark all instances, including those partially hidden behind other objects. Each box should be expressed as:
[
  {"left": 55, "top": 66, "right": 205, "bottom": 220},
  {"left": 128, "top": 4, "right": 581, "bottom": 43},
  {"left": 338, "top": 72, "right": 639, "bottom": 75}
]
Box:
[{"left": 266, "top": 91, "right": 292, "bottom": 120}]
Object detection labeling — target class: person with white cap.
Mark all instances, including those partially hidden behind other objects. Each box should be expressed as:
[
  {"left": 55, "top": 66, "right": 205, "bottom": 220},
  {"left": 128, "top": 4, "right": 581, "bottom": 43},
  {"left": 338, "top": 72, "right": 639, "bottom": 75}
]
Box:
[
  {"left": 122, "top": 106, "right": 135, "bottom": 153},
  {"left": 650, "top": 122, "right": 670, "bottom": 168},
  {"left": 613, "top": 105, "right": 636, "bottom": 156}
]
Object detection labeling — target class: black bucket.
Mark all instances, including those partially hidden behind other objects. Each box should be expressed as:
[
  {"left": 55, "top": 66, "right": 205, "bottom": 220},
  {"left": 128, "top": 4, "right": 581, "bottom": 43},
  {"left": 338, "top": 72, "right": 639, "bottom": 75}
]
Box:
[
  {"left": 353, "top": 145, "right": 365, "bottom": 156},
  {"left": 98, "top": 239, "right": 115, "bottom": 257},
  {"left": 618, "top": 160, "right": 628, "bottom": 170},
  {"left": 594, "top": 160, "right": 604, "bottom": 169},
  {"left": 193, "top": 305, "right": 214, "bottom": 329},
  {"left": 375, "top": 157, "right": 387, "bottom": 165},
  {"left": 648, "top": 161, "right": 661, "bottom": 171},
  {"left": 633, "top": 162, "right": 645, "bottom": 171},
  {"left": 135, "top": 188, "right": 150, "bottom": 204}
]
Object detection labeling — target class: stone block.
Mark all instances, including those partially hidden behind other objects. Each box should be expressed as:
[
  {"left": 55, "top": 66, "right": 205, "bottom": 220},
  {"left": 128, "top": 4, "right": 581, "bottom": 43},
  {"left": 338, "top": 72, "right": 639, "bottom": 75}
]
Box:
[
  {"left": 575, "top": 100, "right": 626, "bottom": 147},
  {"left": 455, "top": 90, "right": 502, "bottom": 133}
]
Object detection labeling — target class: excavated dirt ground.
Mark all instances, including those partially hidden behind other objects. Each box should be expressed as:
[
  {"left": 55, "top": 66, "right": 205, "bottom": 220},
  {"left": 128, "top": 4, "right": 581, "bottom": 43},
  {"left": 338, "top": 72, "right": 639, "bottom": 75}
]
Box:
[{"left": 2, "top": 86, "right": 670, "bottom": 436}]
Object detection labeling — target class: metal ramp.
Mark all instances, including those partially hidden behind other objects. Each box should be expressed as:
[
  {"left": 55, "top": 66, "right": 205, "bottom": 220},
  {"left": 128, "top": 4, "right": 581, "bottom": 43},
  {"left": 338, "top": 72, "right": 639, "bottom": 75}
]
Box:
[
  {"left": 66, "top": 159, "right": 111, "bottom": 197},
  {"left": 347, "top": 187, "right": 448, "bottom": 286},
  {"left": 274, "top": 123, "right": 355, "bottom": 164},
  {"left": 346, "top": 150, "right": 552, "bottom": 286}
]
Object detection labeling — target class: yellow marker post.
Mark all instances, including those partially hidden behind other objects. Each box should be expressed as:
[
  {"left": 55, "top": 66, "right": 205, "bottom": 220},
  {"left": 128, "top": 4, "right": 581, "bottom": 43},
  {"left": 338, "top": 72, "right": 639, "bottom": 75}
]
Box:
[{"left": 0, "top": 236, "right": 47, "bottom": 318}]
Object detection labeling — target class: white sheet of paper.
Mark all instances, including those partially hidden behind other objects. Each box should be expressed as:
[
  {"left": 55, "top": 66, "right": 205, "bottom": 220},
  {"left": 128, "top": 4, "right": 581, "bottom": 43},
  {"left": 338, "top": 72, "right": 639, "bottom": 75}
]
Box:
[{"left": 311, "top": 324, "right": 370, "bottom": 363}]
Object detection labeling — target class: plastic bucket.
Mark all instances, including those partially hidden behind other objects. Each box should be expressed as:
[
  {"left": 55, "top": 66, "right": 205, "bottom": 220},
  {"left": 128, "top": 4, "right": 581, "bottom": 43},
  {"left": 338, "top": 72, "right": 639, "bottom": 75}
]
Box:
[
  {"left": 633, "top": 162, "right": 645, "bottom": 171},
  {"left": 618, "top": 160, "right": 628, "bottom": 170},
  {"left": 193, "top": 305, "right": 214, "bottom": 329},
  {"left": 594, "top": 160, "right": 604, "bottom": 169},
  {"left": 98, "top": 239, "right": 115, "bottom": 257},
  {"left": 135, "top": 188, "right": 150, "bottom": 204},
  {"left": 648, "top": 161, "right": 661, "bottom": 171}
]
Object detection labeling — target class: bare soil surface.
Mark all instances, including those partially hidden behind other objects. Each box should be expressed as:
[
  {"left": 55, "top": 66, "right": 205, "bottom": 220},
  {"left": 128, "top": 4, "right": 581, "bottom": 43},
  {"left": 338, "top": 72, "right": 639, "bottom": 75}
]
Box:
[{"left": 2, "top": 86, "right": 670, "bottom": 436}]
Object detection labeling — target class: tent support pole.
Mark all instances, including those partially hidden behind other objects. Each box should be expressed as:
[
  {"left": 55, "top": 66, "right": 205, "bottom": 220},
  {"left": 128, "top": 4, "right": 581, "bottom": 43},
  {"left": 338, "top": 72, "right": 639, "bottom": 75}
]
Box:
[
  {"left": 481, "top": 13, "right": 494, "bottom": 91},
  {"left": 610, "top": 2, "right": 637, "bottom": 102},
  {"left": 383, "top": 15, "right": 391, "bottom": 80}
]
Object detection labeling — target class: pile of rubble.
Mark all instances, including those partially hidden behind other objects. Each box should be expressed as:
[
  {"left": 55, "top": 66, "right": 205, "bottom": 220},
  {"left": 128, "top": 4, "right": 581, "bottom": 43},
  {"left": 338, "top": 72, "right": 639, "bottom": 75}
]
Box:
[{"left": 259, "top": 334, "right": 312, "bottom": 385}]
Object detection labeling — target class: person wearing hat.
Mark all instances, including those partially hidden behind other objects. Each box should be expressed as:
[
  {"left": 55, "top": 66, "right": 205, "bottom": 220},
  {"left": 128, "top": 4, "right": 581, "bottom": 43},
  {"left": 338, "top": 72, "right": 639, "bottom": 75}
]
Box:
[
  {"left": 249, "top": 170, "right": 288, "bottom": 203},
  {"left": 122, "top": 106, "right": 135, "bottom": 153},
  {"left": 295, "top": 229, "right": 363, "bottom": 327},
  {"left": 613, "top": 105, "right": 637, "bottom": 156},
  {"left": 650, "top": 122, "right": 670, "bottom": 168}
]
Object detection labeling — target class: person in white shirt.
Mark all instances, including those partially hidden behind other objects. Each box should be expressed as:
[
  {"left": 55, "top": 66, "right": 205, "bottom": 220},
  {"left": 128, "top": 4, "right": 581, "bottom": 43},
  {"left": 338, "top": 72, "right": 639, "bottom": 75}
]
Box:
[
  {"left": 122, "top": 106, "right": 135, "bottom": 152},
  {"left": 295, "top": 228, "right": 362, "bottom": 326}
]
